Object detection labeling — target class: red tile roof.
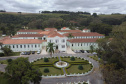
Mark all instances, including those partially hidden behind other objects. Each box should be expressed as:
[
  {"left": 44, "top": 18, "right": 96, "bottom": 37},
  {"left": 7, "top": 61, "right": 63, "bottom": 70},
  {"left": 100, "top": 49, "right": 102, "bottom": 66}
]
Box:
[
  {"left": 40, "top": 31, "right": 51, "bottom": 35},
  {"left": 67, "top": 38, "right": 99, "bottom": 43},
  {"left": 48, "top": 31, "right": 64, "bottom": 38},
  {"left": 83, "top": 28, "right": 89, "bottom": 30},
  {"left": 63, "top": 32, "right": 104, "bottom": 37},
  {"left": 58, "top": 30, "right": 82, "bottom": 33},
  {"left": 44, "top": 28, "right": 57, "bottom": 31},
  {"left": 62, "top": 27, "right": 67, "bottom": 29},
  {"left": 12, "top": 34, "right": 44, "bottom": 38},
  {"left": 17, "top": 29, "right": 43, "bottom": 33},
  {"left": 2, "top": 39, "right": 46, "bottom": 44}
]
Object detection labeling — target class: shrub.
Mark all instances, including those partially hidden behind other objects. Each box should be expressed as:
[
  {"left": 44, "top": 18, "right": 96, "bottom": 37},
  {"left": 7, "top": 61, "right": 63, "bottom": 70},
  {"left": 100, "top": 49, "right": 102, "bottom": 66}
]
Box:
[
  {"left": 44, "top": 58, "right": 49, "bottom": 62},
  {"left": 0, "top": 62, "right": 3, "bottom": 64},
  {"left": 70, "top": 56, "right": 75, "bottom": 61},
  {"left": 44, "top": 68, "right": 49, "bottom": 73},
  {"left": 78, "top": 65, "right": 83, "bottom": 70},
  {"left": 7, "top": 59, "right": 12, "bottom": 63}
]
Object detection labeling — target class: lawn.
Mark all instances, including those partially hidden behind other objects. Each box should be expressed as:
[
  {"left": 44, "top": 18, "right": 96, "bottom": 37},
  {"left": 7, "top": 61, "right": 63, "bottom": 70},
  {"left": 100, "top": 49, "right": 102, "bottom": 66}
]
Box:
[
  {"left": 39, "top": 67, "right": 63, "bottom": 76},
  {"left": 0, "top": 52, "right": 20, "bottom": 57},
  {"left": 67, "top": 64, "right": 92, "bottom": 74},
  {"left": 61, "top": 57, "right": 85, "bottom": 62},
  {"left": 33, "top": 57, "right": 93, "bottom": 76},
  {"left": 0, "top": 60, "right": 8, "bottom": 64},
  {"left": 89, "top": 56, "right": 99, "bottom": 61},
  {"left": 33, "top": 57, "right": 59, "bottom": 64}
]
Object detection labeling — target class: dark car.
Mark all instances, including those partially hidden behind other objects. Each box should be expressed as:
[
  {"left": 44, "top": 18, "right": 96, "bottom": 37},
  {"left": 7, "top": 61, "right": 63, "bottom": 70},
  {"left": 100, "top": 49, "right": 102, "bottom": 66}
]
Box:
[
  {"left": 32, "top": 51, "right": 35, "bottom": 54},
  {"left": 80, "top": 50, "right": 84, "bottom": 53},
  {"left": 27, "top": 52, "right": 31, "bottom": 55}
]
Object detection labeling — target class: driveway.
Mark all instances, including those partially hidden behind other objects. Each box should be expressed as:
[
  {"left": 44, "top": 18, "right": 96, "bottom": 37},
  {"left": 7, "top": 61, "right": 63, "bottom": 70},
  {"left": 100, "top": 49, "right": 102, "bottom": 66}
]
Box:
[{"left": 0, "top": 53, "right": 103, "bottom": 84}]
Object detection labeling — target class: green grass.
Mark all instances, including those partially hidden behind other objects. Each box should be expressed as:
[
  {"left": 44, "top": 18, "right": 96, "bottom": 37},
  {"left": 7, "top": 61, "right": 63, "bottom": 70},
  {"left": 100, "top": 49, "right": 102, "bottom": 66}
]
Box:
[
  {"left": 39, "top": 67, "right": 62, "bottom": 76},
  {"left": 67, "top": 64, "right": 92, "bottom": 74},
  {"left": 33, "top": 58, "right": 59, "bottom": 64},
  {"left": 89, "top": 56, "right": 99, "bottom": 61},
  {"left": 61, "top": 57, "right": 85, "bottom": 62},
  {"left": 0, "top": 60, "right": 8, "bottom": 64},
  {"left": 0, "top": 52, "right": 20, "bottom": 57}
]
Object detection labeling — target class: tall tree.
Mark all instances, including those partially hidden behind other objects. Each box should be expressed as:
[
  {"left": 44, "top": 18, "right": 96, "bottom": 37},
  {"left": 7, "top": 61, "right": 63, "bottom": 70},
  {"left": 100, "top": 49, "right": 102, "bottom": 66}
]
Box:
[
  {"left": 5, "top": 57, "right": 42, "bottom": 84},
  {"left": 67, "top": 33, "right": 74, "bottom": 39},
  {"left": 46, "top": 42, "right": 55, "bottom": 58},
  {"left": 1, "top": 46, "right": 13, "bottom": 56}
]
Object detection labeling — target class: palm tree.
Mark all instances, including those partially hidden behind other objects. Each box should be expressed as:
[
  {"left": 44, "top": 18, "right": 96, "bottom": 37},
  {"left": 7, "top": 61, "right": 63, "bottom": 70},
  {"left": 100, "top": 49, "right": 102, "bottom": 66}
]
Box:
[{"left": 46, "top": 42, "right": 55, "bottom": 58}]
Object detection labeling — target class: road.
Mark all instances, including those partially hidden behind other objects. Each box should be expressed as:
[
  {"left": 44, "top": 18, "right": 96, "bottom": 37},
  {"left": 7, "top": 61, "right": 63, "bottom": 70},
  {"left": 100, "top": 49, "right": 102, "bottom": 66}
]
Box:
[{"left": 0, "top": 53, "right": 103, "bottom": 84}]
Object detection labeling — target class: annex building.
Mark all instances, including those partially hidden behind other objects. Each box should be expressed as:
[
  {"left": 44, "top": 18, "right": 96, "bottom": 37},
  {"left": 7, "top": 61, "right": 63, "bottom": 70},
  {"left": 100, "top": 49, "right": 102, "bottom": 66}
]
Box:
[{"left": 0, "top": 27, "right": 104, "bottom": 53}]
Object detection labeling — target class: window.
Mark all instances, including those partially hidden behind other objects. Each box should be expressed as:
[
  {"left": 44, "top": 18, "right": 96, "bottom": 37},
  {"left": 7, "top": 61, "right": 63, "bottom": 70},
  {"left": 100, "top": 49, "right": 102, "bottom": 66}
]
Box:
[
  {"left": 28, "top": 45, "right": 29, "bottom": 48},
  {"left": 81, "top": 43, "right": 82, "bottom": 46},
  {"left": 17, "top": 45, "right": 18, "bottom": 48},
  {"left": 20, "top": 45, "right": 22, "bottom": 48},
  {"left": 62, "top": 39, "right": 65, "bottom": 43},
  {"left": 24, "top": 45, "right": 26, "bottom": 48},
  {"left": 35, "top": 45, "right": 37, "bottom": 48},
  {"left": 78, "top": 43, "right": 79, "bottom": 46},
  {"left": 72, "top": 44, "right": 73, "bottom": 46},
  {"left": 50, "top": 40, "right": 51, "bottom": 43},
  {"left": 13, "top": 45, "right": 15, "bottom": 48},
  {"left": 62, "top": 45, "right": 65, "bottom": 48},
  {"left": 55, "top": 39, "right": 59, "bottom": 43},
  {"left": 31, "top": 45, "right": 33, "bottom": 48}
]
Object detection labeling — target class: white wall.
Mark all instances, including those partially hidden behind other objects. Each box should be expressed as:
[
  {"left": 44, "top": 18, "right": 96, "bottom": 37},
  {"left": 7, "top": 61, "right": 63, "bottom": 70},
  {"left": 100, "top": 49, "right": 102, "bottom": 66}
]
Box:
[
  {"left": 67, "top": 42, "right": 98, "bottom": 51},
  {"left": 3, "top": 43, "right": 42, "bottom": 52},
  {"left": 47, "top": 36, "right": 67, "bottom": 52}
]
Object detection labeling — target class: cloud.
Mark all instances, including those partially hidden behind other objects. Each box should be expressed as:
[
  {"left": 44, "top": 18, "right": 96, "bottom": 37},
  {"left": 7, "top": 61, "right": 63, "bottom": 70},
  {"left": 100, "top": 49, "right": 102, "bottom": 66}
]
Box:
[{"left": 0, "top": 0, "right": 126, "bottom": 14}]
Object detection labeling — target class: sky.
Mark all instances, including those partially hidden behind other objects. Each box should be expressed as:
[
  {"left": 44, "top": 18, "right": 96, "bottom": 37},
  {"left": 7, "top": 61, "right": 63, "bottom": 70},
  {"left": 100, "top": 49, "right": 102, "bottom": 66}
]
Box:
[{"left": 0, "top": 0, "right": 126, "bottom": 14}]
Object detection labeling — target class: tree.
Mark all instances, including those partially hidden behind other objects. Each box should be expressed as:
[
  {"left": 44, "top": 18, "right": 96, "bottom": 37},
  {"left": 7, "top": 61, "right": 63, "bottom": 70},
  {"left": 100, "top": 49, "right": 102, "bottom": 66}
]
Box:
[
  {"left": 90, "top": 45, "right": 94, "bottom": 53},
  {"left": 46, "top": 42, "right": 55, "bottom": 58},
  {"left": 67, "top": 33, "right": 74, "bottom": 39},
  {"left": 97, "top": 25, "right": 126, "bottom": 84},
  {"left": 92, "top": 13, "right": 98, "bottom": 17},
  {"left": 1, "top": 46, "right": 13, "bottom": 56},
  {"left": 5, "top": 57, "right": 42, "bottom": 84}
]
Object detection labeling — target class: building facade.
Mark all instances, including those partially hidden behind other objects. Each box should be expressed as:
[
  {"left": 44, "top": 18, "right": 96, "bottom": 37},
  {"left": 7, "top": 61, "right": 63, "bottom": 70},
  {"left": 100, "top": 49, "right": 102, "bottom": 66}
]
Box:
[{"left": 0, "top": 28, "right": 104, "bottom": 53}]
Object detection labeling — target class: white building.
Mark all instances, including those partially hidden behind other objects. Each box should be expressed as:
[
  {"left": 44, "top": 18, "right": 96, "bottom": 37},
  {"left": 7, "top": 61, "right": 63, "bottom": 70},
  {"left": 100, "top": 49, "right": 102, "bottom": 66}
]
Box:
[
  {"left": 17, "top": 29, "right": 43, "bottom": 35},
  {"left": 0, "top": 28, "right": 105, "bottom": 53},
  {"left": 47, "top": 31, "right": 67, "bottom": 52},
  {"left": 0, "top": 39, "right": 46, "bottom": 52}
]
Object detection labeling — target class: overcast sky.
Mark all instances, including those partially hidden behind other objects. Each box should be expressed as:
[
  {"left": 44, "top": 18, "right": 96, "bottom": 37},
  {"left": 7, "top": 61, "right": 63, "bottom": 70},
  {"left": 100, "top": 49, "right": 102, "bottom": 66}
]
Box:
[{"left": 0, "top": 0, "right": 126, "bottom": 14}]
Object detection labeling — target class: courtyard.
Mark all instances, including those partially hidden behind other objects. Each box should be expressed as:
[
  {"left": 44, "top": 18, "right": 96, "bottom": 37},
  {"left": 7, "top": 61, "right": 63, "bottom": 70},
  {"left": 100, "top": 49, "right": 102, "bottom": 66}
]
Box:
[{"left": 0, "top": 53, "right": 103, "bottom": 84}]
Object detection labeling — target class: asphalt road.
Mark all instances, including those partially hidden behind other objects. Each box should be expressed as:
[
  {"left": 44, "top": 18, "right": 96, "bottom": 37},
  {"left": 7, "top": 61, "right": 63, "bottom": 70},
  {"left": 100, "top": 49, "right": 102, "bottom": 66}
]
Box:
[{"left": 0, "top": 53, "right": 103, "bottom": 84}]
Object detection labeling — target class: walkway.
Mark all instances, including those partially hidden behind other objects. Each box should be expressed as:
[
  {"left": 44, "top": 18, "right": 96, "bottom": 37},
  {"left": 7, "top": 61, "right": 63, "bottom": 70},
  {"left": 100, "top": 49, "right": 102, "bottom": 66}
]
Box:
[
  {"left": 0, "top": 53, "right": 103, "bottom": 84},
  {"left": 66, "top": 47, "right": 75, "bottom": 54}
]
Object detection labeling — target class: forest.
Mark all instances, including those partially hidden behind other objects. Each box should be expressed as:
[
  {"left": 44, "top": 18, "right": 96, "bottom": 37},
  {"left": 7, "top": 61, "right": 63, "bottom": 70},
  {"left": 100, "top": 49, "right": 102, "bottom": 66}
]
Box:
[{"left": 0, "top": 11, "right": 126, "bottom": 36}]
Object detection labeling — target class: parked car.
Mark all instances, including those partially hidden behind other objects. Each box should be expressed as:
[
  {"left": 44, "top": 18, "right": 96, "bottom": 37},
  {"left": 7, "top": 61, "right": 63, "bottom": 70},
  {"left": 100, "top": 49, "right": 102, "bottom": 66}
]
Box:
[
  {"left": 27, "top": 52, "right": 31, "bottom": 55},
  {"left": 80, "top": 50, "right": 84, "bottom": 53},
  {"left": 92, "top": 52, "right": 97, "bottom": 55},
  {"left": 37, "top": 51, "right": 40, "bottom": 54},
  {"left": 32, "top": 51, "right": 35, "bottom": 54},
  {"left": 20, "top": 52, "right": 24, "bottom": 55},
  {"left": 24, "top": 52, "right": 28, "bottom": 55}
]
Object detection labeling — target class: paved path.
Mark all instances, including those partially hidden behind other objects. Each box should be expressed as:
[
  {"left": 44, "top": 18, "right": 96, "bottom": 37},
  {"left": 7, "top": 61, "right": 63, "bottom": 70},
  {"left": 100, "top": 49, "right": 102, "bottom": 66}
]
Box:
[{"left": 0, "top": 53, "right": 103, "bottom": 84}]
